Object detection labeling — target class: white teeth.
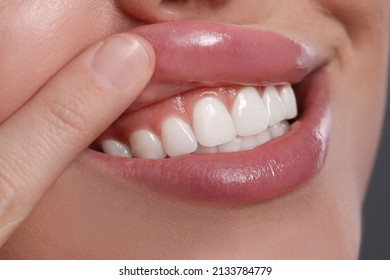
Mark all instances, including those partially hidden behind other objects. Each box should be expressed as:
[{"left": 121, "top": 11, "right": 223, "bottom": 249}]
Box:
[
  {"left": 262, "top": 86, "right": 286, "bottom": 126},
  {"left": 269, "top": 121, "right": 290, "bottom": 138},
  {"left": 101, "top": 83, "right": 296, "bottom": 158},
  {"left": 217, "top": 128, "right": 273, "bottom": 153},
  {"left": 216, "top": 128, "right": 274, "bottom": 153},
  {"left": 193, "top": 145, "right": 218, "bottom": 154},
  {"left": 243, "top": 129, "right": 272, "bottom": 151},
  {"left": 231, "top": 87, "right": 269, "bottom": 137},
  {"left": 161, "top": 117, "right": 198, "bottom": 157},
  {"left": 101, "top": 139, "right": 132, "bottom": 157},
  {"left": 256, "top": 129, "right": 273, "bottom": 145},
  {"left": 192, "top": 97, "right": 236, "bottom": 147},
  {"left": 280, "top": 84, "right": 298, "bottom": 119},
  {"left": 218, "top": 137, "right": 242, "bottom": 153},
  {"left": 129, "top": 130, "right": 167, "bottom": 159},
  {"left": 241, "top": 134, "right": 261, "bottom": 151}
]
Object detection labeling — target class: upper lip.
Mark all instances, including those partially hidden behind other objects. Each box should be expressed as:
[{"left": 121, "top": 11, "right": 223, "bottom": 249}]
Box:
[{"left": 125, "top": 20, "right": 322, "bottom": 112}]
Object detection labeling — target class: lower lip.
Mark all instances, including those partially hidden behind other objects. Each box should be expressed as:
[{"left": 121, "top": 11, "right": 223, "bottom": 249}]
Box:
[{"left": 84, "top": 70, "right": 330, "bottom": 204}]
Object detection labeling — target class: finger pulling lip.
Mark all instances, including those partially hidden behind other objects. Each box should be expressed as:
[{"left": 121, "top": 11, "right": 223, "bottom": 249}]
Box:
[{"left": 85, "top": 20, "right": 331, "bottom": 205}]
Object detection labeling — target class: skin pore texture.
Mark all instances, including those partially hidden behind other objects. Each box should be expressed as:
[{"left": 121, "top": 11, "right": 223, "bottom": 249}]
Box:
[{"left": 0, "top": 0, "right": 389, "bottom": 259}]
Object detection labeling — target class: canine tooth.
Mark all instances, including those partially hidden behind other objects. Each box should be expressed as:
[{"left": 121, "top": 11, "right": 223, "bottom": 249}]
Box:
[
  {"left": 192, "top": 97, "right": 236, "bottom": 147},
  {"left": 261, "top": 86, "right": 286, "bottom": 126},
  {"left": 270, "top": 121, "right": 290, "bottom": 138},
  {"left": 101, "top": 139, "right": 132, "bottom": 157},
  {"left": 193, "top": 145, "right": 218, "bottom": 154},
  {"left": 241, "top": 134, "right": 260, "bottom": 151},
  {"left": 129, "top": 130, "right": 167, "bottom": 159},
  {"left": 256, "top": 129, "right": 272, "bottom": 145},
  {"left": 218, "top": 137, "right": 242, "bottom": 153},
  {"left": 231, "top": 87, "right": 269, "bottom": 136},
  {"left": 161, "top": 117, "right": 198, "bottom": 157},
  {"left": 280, "top": 84, "right": 298, "bottom": 119}
]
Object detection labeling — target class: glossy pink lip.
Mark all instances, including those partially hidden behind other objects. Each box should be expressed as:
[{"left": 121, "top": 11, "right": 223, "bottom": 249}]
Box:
[
  {"left": 127, "top": 20, "right": 319, "bottom": 110},
  {"left": 85, "top": 20, "right": 330, "bottom": 204}
]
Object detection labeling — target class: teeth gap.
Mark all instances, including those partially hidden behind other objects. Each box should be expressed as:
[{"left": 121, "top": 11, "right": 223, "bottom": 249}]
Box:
[{"left": 98, "top": 82, "right": 300, "bottom": 159}]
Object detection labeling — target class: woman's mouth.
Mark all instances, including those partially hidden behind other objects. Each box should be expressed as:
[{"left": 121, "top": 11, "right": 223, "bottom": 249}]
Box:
[{"left": 86, "top": 20, "right": 331, "bottom": 204}]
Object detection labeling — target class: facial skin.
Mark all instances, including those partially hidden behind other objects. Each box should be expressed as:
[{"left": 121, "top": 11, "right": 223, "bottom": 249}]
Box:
[{"left": 0, "top": 0, "right": 388, "bottom": 259}]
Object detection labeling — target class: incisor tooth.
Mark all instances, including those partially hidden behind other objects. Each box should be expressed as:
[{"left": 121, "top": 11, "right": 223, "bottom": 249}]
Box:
[
  {"left": 192, "top": 97, "right": 236, "bottom": 147},
  {"left": 129, "top": 130, "right": 167, "bottom": 159},
  {"left": 231, "top": 87, "right": 269, "bottom": 137},
  {"left": 262, "top": 86, "right": 286, "bottom": 126},
  {"left": 161, "top": 117, "right": 198, "bottom": 157}
]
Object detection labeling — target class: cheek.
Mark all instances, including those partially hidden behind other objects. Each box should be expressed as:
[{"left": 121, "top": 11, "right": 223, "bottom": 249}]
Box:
[{"left": 0, "top": 0, "right": 127, "bottom": 122}]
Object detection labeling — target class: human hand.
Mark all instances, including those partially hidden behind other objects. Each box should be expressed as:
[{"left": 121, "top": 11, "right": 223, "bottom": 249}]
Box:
[{"left": 0, "top": 34, "right": 155, "bottom": 246}]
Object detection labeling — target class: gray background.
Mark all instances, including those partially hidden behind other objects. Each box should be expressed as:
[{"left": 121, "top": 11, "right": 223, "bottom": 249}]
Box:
[{"left": 360, "top": 69, "right": 390, "bottom": 259}]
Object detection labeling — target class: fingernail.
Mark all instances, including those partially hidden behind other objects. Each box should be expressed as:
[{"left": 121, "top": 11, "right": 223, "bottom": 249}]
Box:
[{"left": 92, "top": 35, "right": 150, "bottom": 90}]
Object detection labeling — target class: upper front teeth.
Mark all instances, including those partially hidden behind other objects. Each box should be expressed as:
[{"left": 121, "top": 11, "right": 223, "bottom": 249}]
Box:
[
  {"left": 101, "top": 83, "right": 298, "bottom": 159},
  {"left": 192, "top": 97, "right": 237, "bottom": 147},
  {"left": 231, "top": 87, "right": 269, "bottom": 137}
]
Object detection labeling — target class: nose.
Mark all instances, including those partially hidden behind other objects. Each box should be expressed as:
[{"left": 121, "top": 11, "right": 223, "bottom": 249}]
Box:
[{"left": 114, "top": 0, "right": 270, "bottom": 24}]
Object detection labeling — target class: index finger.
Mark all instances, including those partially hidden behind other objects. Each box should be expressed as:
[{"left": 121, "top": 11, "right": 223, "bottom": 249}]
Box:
[{"left": 0, "top": 34, "right": 155, "bottom": 245}]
